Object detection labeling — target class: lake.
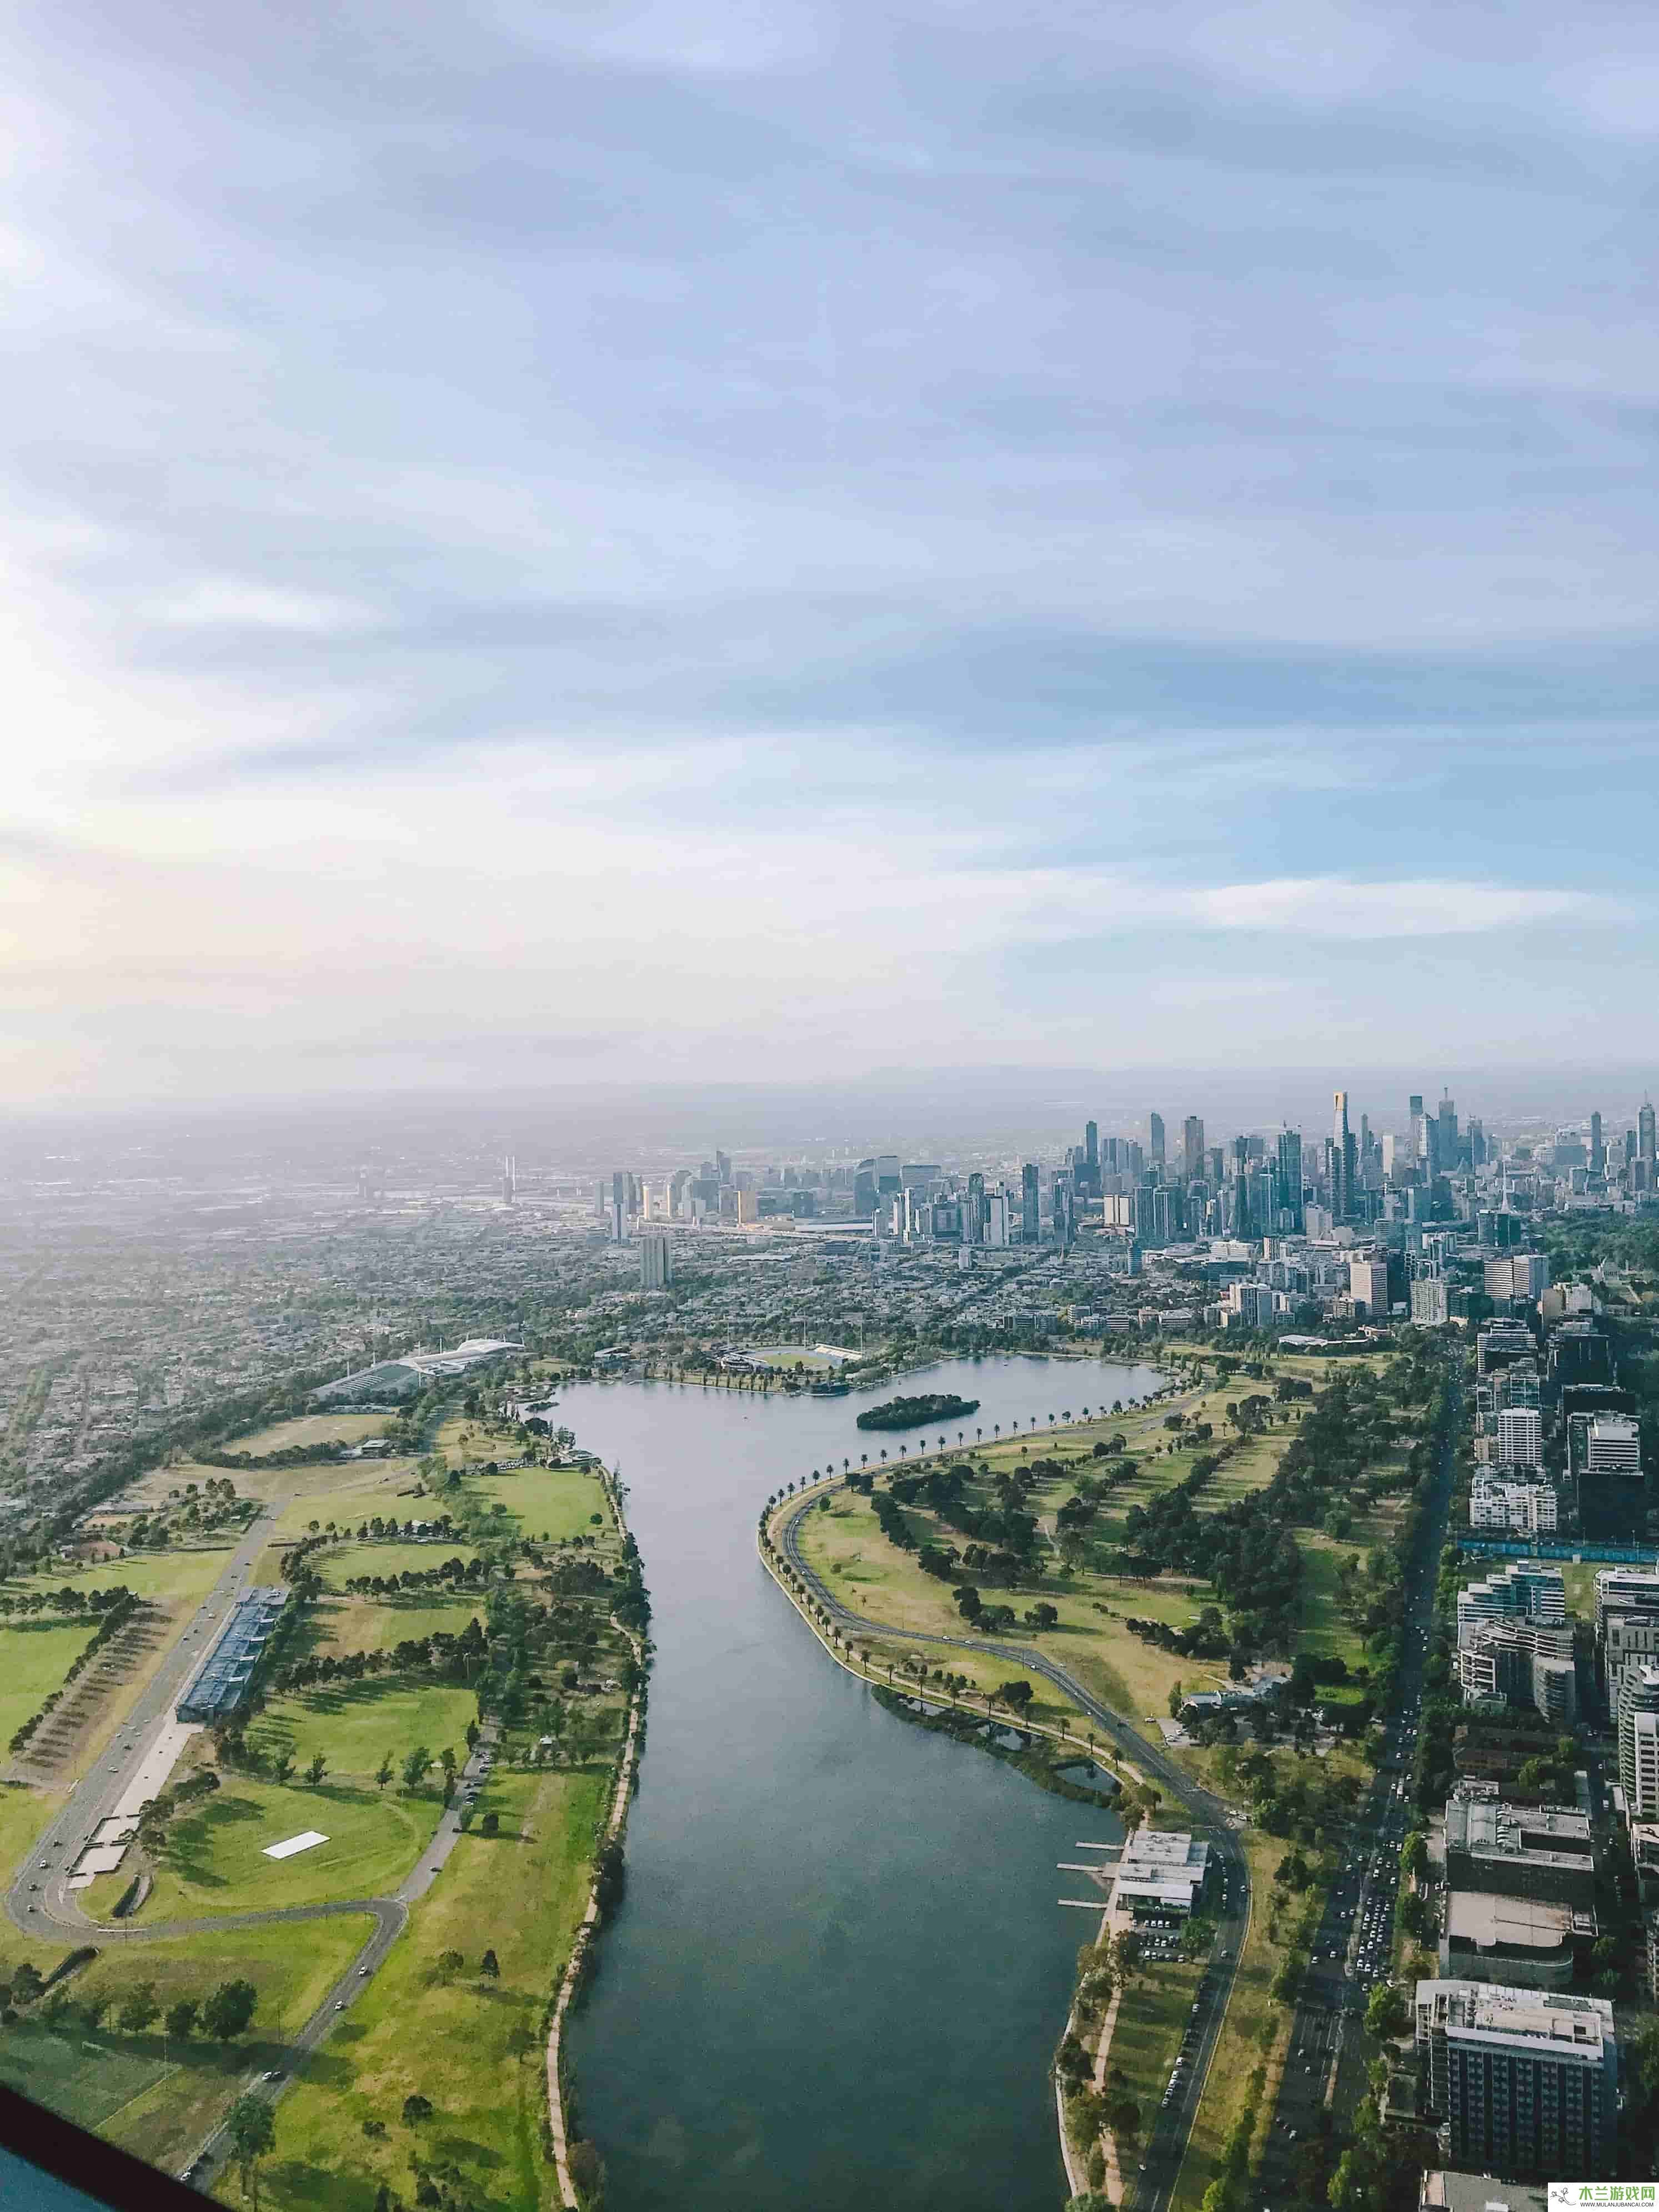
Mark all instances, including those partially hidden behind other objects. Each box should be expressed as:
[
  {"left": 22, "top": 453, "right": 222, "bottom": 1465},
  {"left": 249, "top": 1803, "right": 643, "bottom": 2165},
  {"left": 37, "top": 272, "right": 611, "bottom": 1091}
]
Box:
[{"left": 567, "top": 1354, "right": 1162, "bottom": 2212}]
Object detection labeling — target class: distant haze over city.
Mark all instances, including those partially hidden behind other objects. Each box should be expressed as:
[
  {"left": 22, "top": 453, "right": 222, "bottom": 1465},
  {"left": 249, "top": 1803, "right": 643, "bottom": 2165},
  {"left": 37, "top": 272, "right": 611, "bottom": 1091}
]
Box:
[{"left": 3, "top": 1065, "right": 1656, "bottom": 1181}]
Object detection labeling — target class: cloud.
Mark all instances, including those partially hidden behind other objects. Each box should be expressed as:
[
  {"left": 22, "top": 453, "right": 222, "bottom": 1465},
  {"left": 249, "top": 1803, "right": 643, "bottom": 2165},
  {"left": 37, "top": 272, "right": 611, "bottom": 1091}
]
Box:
[{"left": 0, "top": 1, "right": 1653, "bottom": 1100}]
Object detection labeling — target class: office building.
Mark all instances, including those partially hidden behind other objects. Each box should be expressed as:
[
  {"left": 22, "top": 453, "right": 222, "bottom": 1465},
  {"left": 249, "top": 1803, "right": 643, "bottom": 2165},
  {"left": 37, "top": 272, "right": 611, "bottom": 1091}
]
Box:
[
  {"left": 1182, "top": 1115, "right": 1204, "bottom": 1180},
  {"left": 1603, "top": 1608, "right": 1659, "bottom": 1729},
  {"left": 1438, "top": 1892, "right": 1593, "bottom": 1992},
  {"left": 1438, "top": 1094, "right": 1460, "bottom": 1172},
  {"left": 1590, "top": 1112, "right": 1605, "bottom": 1177},
  {"left": 1444, "top": 1801, "right": 1595, "bottom": 1909},
  {"left": 1586, "top": 1414, "right": 1641, "bottom": 1480},
  {"left": 1148, "top": 1112, "right": 1165, "bottom": 1169},
  {"left": 985, "top": 1188, "right": 1009, "bottom": 1247},
  {"left": 1643, "top": 1101, "right": 1657, "bottom": 1178},
  {"left": 1082, "top": 1121, "right": 1099, "bottom": 1197},
  {"left": 1593, "top": 1563, "right": 1659, "bottom": 1640},
  {"left": 1411, "top": 1278, "right": 1450, "bottom": 1326},
  {"left": 1620, "top": 1665, "right": 1659, "bottom": 1819},
  {"left": 1347, "top": 1255, "right": 1390, "bottom": 1318},
  {"left": 1414, "top": 1980, "right": 1616, "bottom": 2179}
]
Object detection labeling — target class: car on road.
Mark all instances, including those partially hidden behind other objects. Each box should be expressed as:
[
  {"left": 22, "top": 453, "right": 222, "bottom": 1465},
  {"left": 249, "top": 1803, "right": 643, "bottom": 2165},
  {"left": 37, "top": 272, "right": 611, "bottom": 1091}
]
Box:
[
  {"left": 359, "top": 1966, "right": 371, "bottom": 1977},
  {"left": 262, "top": 2069, "right": 283, "bottom": 2083},
  {"left": 334, "top": 2001, "right": 347, "bottom": 2013}
]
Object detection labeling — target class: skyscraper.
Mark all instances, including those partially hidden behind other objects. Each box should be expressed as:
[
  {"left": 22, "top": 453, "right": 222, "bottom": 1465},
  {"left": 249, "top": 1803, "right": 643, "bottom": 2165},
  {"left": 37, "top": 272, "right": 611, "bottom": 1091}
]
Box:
[
  {"left": 1083, "top": 1119, "right": 1099, "bottom": 1196},
  {"left": 1149, "top": 1113, "right": 1165, "bottom": 1169},
  {"left": 1275, "top": 1128, "right": 1303, "bottom": 1230},
  {"left": 1052, "top": 1171, "right": 1076, "bottom": 1249},
  {"left": 1331, "top": 1090, "right": 1353, "bottom": 1223},
  {"left": 1439, "top": 1093, "right": 1459, "bottom": 1172},
  {"left": 1590, "top": 1111, "right": 1605, "bottom": 1176},
  {"left": 1642, "top": 1102, "right": 1656, "bottom": 1177},
  {"left": 1409, "top": 1093, "right": 1426, "bottom": 1169},
  {"left": 1182, "top": 1115, "right": 1204, "bottom": 1181},
  {"left": 966, "top": 1170, "right": 986, "bottom": 1244},
  {"left": 1021, "top": 1163, "right": 1040, "bottom": 1245},
  {"left": 639, "top": 1230, "right": 673, "bottom": 1289}
]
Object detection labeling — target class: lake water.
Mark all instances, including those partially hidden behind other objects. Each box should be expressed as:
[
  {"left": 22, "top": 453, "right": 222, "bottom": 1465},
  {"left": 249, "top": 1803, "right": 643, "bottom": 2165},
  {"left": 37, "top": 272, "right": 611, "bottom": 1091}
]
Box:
[{"left": 567, "top": 1354, "right": 1162, "bottom": 2212}]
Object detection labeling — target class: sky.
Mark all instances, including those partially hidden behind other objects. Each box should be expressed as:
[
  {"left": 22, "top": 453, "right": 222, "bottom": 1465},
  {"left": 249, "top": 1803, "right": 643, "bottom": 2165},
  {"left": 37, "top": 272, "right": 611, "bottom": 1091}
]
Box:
[{"left": 2, "top": 0, "right": 1657, "bottom": 1103}]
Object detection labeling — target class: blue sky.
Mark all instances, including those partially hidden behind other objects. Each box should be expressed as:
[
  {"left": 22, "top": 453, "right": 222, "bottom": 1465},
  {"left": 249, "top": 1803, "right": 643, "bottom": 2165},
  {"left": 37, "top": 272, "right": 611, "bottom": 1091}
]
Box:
[{"left": 3, "top": 0, "right": 1656, "bottom": 1099}]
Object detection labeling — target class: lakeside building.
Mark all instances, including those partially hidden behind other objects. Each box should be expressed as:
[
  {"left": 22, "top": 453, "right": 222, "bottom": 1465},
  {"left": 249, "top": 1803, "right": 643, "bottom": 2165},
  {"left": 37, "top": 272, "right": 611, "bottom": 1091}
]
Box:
[
  {"left": 1112, "top": 1830, "right": 1210, "bottom": 1919},
  {"left": 1414, "top": 1980, "right": 1617, "bottom": 2178}
]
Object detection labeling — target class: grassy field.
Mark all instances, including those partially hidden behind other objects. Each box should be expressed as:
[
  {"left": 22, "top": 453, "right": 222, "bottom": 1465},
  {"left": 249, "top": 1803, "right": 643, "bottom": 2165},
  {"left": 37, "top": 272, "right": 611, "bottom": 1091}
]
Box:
[
  {"left": 1106, "top": 1954, "right": 1205, "bottom": 2143},
  {"left": 136, "top": 1775, "right": 444, "bottom": 1920},
  {"left": 304, "top": 1592, "right": 483, "bottom": 1659},
  {"left": 319, "top": 1541, "right": 478, "bottom": 1588},
  {"left": 225, "top": 1413, "right": 395, "bottom": 1455},
  {"left": 0, "top": 1916, "right": 374, "bottom": 2178},
  {"left": 253, "top": 1676, "right": 476, "bottom": 1770},
  {"left": 3, "top": 1549, "right": 231, "bottom": 1613},
  {"left": 253, "top": 1763, "right": 607, "bottom": 2212},
  {"left": 0, "top": 1621, "right": 101, "bottom": 1750}
]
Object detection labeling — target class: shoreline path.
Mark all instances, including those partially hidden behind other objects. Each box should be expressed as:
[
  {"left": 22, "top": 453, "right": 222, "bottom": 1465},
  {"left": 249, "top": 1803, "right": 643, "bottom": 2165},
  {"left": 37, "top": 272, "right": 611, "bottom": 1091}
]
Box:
[{"left": 773, "top": 1485, "right": 1252, "bottom": 2212}]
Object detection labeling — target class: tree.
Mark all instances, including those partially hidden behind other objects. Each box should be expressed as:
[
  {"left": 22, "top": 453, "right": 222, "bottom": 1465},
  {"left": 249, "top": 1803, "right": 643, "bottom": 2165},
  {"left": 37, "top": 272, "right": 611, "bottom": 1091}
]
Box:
[
  {"left": 1365, "top": 1984, "right": 1410, "bottom": 2040},
  {"left": 227, "top": 2094, "right": 275, "bottom": 2208},
  {"left": 118, "top": 1982, "right": 160, "bottom": 2035},
  {"left": 480, "top": 1948, "right": 500, "bottom": 1978},
  {"left": 304, "top": 1751, "right": 327, "bottom": 1786},
  {"left": 375, "top": 1750, "right": 394, "bottom": 1790},
  {"left": 437, "top": 1949, "right": 464, "bottom": 1978},
  {"left": 481, "top": 1810, "right": 499, "bottom": 1836},
  {"left": 1001, "top": 1680, "right": 1035, "bottom": 1714},
  {"left": 402, "top": 1744, "right": 433, "bottom": 1790},
  {"left": 402, "top": 2093, "right": 434, "bottom": 2125},
  {"left": 202, "top": 1978, "right": 258, "bottom": 2041},
  {"left": 10, "top": 1961, "right": 43, "bottom": 2006},
  {"left": 164, "top": 1997, "right": 198, "bottom": 2041},
  {"left": 271, "top": 1750, "right": 295, "bottom": 1786}
]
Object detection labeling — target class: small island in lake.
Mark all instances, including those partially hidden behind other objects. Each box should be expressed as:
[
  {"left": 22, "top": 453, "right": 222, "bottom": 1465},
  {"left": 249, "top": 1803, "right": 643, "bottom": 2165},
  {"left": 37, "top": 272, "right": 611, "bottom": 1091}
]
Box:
[{"left": 855, "top": 1392, "right": 980, "bottom": 1432}]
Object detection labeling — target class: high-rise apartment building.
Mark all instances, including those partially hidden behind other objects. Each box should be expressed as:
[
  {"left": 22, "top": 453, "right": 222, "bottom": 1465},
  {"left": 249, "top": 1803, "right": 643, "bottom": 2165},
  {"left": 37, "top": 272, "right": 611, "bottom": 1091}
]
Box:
[
  {"left": 1020, "top": 1163, "right": 1040, "bottom": 1245},
  {"left": 1456, "top": 1564, "right": 1566, "bottom": 1649},
  {"left": 1415, "top": 1981, "right": 1616, "bottom": 2178},
  {"left": 1496, "top": 1407, "right": 1543, "bottom": 1469},
  {"left": 1439, "top": 1094, "right": 1460, "bottom": 1172},
  {"left": 1331, "top": 1090, "right": 1354, "bottom": 1223},
  {"left": 1622, "top": 1665, "right": 1659, "bottom": 1818},
  {"left": 639, "top": 1230, "right": 673, "bottom": 1290}
]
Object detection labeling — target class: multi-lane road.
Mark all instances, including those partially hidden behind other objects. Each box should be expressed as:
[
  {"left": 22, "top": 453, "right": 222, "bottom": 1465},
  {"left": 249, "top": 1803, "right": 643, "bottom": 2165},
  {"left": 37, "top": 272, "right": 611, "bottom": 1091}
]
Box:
[
  {"left": 1256, "top": 1368, "right": 1458, "bottom": 2199},
  {"left": 2, "top": 1510, "right": 499, "bottom": 2188},
  {"left": 774, "top": 1490, "right": 1251, "bottom": 2212}
]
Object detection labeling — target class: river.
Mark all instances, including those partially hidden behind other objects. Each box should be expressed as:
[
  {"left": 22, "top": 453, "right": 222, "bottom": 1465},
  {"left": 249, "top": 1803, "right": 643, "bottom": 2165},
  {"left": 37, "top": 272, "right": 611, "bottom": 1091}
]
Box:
[{"left": 565, "top": 1353, "right": 1164, "bottom": 2212}]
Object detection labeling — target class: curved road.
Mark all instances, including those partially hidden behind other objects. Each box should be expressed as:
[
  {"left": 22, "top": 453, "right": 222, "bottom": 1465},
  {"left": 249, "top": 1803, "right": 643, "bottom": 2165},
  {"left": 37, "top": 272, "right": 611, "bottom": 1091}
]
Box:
[
  {"left": 3, "top": 1510, "right": 499, "bottom": 2189},
  {"left": 773, "top": 1487, "right": 1251, "bottom": 2212}
]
